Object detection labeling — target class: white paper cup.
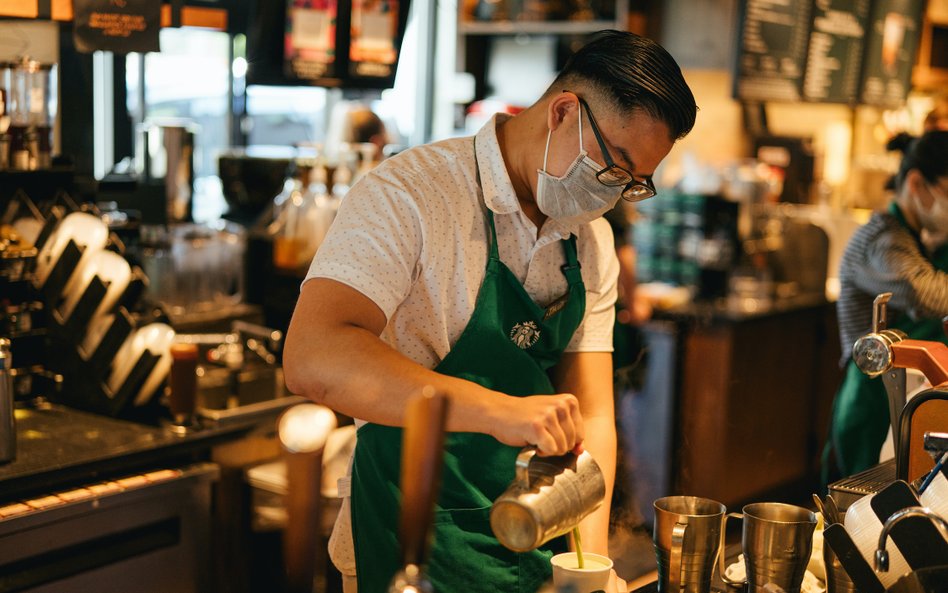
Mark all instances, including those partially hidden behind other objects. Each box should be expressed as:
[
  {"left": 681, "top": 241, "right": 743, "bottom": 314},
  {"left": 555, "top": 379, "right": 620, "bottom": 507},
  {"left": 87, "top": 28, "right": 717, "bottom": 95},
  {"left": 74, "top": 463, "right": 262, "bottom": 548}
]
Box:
[{"left": 550, "top": 552, "right": 613, "bottom": 593}]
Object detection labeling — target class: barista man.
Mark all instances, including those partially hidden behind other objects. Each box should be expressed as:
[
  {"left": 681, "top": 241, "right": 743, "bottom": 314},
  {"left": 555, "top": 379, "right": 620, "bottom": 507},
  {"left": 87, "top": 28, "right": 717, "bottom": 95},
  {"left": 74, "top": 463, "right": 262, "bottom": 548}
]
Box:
[{"left": 283, "top": 30, "right": 697, "bottom": 593}]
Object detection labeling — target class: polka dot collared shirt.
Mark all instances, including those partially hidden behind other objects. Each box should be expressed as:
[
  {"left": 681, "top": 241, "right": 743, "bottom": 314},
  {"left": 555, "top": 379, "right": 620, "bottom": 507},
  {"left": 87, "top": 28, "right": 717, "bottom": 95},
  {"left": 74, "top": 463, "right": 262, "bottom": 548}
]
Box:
[{"left": 305, "top": 113, "right": 619, "bottom": 372}]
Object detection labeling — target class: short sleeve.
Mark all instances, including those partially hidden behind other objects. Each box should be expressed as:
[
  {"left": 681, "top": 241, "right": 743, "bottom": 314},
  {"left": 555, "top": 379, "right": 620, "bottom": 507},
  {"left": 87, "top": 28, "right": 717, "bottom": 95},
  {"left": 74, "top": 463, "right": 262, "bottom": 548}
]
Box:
[
  {"left": 565, "top": 219, "right": 619, "bottom": 352},
  {"left": 304, "top": 168, "right": 423, "bottom": 321}
]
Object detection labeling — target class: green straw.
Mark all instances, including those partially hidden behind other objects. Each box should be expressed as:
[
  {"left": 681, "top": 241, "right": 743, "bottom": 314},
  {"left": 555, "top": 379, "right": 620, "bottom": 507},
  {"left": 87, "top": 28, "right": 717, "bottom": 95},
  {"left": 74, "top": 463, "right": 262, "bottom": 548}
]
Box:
[{"left": 572, "top": 526, "right": 584, "bottom": 569}]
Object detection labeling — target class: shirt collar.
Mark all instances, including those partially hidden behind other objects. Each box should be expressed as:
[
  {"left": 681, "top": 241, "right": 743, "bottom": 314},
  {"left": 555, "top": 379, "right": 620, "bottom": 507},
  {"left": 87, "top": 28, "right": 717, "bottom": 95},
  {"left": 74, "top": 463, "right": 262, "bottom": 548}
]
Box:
[
  {"left": 474, "top": 113, "right": 577, "bottom": 239},
  {"left": 474, "top": 113, "right": 521, "bottom": 216}
]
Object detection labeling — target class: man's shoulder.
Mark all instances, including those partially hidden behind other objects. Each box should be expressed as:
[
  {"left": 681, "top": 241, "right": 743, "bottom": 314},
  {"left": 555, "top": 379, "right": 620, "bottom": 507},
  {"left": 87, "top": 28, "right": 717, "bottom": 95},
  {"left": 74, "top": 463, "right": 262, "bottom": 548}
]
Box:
[
  {"left": 373, "top": 136, "right": 475, "bottom": 184},
  {"left": 345, "top": 136, "right": 479, "bottom": 228}
]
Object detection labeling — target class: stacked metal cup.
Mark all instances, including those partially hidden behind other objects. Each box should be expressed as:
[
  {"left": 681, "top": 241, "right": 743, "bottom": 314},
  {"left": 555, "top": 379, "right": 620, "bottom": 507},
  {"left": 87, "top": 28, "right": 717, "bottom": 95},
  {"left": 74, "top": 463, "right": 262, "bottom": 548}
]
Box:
[{"left": 653, "top": 496, "right": 726, "bottom": 593}]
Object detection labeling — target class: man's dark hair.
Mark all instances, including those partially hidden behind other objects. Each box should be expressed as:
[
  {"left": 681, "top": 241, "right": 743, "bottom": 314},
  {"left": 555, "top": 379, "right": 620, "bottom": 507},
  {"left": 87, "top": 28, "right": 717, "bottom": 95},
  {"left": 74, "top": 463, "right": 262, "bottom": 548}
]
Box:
[
  {"left": 550, "top": 30, "right": 697, "bottom": 140},
  {"left": 894, "top": 130, "right": 948, "bottom": 189}
]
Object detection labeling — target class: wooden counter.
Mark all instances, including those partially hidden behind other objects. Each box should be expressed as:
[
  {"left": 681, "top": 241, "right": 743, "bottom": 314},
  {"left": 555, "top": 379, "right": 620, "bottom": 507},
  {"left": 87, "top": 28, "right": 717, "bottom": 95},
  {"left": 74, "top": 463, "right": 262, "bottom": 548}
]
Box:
[{"left": 648, "top": 295, "right": 843, "bottom": 508}]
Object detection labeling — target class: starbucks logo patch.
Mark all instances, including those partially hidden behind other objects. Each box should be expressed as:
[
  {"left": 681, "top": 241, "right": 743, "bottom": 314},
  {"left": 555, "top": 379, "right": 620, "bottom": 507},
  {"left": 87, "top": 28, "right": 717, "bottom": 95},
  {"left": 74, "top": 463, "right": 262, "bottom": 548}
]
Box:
[{"left": 509, "top": 321, "right": 540, "bottom": 349}]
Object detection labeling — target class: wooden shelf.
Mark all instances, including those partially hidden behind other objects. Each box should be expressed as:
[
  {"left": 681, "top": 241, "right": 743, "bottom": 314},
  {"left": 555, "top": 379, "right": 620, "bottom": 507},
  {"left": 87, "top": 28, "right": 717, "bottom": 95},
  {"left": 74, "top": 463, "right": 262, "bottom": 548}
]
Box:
[{"left": 459, "top": 19, "right": 620, "bottom": 35}]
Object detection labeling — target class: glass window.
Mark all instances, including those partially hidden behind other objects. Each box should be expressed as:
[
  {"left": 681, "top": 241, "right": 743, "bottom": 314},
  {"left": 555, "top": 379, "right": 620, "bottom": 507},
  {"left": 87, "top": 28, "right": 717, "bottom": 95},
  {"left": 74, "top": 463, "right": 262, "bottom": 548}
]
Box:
[
  {"left": 244, "top": 85, "right": 328, "bottom": 147},
  {"left": 126, "top": 28, "right": 231, "bottom": 180}
]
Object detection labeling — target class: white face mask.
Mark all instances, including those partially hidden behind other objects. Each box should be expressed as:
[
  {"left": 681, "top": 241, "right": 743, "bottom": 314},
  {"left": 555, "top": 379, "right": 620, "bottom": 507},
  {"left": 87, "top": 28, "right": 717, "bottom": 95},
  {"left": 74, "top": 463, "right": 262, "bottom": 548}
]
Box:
[
  {"left": 916, "top": 183, "right": 948, "bottom": 235},
  {"left": 536, "top": 107, "right": 623, "bottom": 227}
]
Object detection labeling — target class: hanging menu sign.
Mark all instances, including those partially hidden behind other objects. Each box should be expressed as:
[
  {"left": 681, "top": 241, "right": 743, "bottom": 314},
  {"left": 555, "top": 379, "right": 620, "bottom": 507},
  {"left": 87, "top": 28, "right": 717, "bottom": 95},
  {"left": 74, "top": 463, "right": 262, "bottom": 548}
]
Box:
[
  {"left": 285, "top": 0, "right": 340, "bottom": 81},
  {"left": 858, "top": 0, "right": 925, "bottom": 106},
  {"left": 734, "top": 0, "right": 813, "bottom": 102},
  {"left": 802, "top": 0, "right": 872, "bottom": 103},
  {"left": 72, "top": 0, "right": 160, "bottom": 54},
  {"left": 349, "top": 0, "right": 400, "bottom": 80}
]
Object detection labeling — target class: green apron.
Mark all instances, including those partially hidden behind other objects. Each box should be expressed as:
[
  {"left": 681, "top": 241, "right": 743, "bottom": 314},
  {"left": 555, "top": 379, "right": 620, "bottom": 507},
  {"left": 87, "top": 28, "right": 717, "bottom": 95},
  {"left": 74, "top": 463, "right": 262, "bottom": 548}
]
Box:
[
  {"left": 825, "top": 203, "right": 948, "bottom": 480},
  {"left": 351, "top": 193, "right": 587, "bottom": 591}
]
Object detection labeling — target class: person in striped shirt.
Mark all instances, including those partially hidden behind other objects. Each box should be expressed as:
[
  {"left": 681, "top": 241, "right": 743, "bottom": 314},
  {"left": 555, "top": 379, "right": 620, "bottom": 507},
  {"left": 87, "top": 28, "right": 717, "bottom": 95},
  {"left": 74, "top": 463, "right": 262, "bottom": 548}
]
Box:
[{"left": 825, "top": 130, "right": 948, "bottom": 481}]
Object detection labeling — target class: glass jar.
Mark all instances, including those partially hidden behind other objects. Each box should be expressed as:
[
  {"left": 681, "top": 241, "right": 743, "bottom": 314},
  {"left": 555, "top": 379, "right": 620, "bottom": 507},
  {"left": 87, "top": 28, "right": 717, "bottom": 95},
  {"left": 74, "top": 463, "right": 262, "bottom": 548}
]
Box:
[
  {"left": 9, "top": 57, "right": 57, "bottom": 170},
  {"left": 0, "top": 60, "right": 10, "bottom": 118}
]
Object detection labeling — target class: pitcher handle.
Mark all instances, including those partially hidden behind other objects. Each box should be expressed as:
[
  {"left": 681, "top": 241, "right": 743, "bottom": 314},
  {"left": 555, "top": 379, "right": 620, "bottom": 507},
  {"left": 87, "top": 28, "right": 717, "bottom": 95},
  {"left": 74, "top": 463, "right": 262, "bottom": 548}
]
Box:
[
  {"left": 719, "top": 512, "right": 745, "bottom": 587},
  {"left": 515, "top": 446, "right": 537, "bottom": 489},
  {"left": 669, "top": 522, "right": 688, "bottom": 593}
]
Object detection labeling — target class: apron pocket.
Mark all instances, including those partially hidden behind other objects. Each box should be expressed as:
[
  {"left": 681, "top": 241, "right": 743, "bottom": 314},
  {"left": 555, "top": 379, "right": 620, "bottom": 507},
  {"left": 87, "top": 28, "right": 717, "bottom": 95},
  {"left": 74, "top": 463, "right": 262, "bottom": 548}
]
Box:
[{"left": 429, "top": 506, "right": 521, "bottom": 593}]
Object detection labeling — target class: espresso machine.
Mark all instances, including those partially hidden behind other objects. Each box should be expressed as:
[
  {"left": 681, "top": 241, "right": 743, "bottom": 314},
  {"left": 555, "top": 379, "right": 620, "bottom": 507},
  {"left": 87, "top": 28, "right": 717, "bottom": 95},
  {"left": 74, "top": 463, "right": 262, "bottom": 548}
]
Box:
[
  {"left": 850, "top": 294, "right": 948, "bottom": 482},
  {"left": 818, "top": 293, "right": 948, "bottom": 592},
  {"left": 828, "top": 293, "right": 948, "bottom": 507}
]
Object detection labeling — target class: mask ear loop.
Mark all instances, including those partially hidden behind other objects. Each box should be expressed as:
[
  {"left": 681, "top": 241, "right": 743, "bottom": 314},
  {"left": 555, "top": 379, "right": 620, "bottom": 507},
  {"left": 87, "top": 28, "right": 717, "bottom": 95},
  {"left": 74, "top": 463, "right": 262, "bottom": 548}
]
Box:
[
  {"left": 542, "top": 129, "right": 553, "bottom": 173},
  {"left": 577, "top": 101, "right": 584, "bottom": 152},
  {"left": 542, "top": 99, "right": 585, "bottom": 173}
]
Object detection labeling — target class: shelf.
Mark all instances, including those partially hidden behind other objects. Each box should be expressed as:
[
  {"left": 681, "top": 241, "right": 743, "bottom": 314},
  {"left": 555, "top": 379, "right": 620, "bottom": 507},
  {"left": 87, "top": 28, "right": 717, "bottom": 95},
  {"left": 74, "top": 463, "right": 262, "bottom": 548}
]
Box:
[{"left": 459, "top": 19, "right": 620, "bottom": 35}]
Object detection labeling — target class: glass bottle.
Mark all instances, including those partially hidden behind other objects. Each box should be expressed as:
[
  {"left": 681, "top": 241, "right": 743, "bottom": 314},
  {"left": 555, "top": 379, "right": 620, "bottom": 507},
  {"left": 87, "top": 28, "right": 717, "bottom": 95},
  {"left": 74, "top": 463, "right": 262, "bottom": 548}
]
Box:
[
  {"left": 303, "top": 162, "right": 332, "bottom": 263},
  {"left": 271, "top": 160, "right": 313, "bottom": 271}
]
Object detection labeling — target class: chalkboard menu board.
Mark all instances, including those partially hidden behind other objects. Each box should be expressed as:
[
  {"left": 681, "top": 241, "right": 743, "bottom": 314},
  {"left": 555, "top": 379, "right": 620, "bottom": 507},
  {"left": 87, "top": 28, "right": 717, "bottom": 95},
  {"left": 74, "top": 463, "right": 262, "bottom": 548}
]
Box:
[
  {"left": 734, "top": 0, "right": 813, "bottom": 102},
  {"left": 802, "top": 0, "right": 872, "bottom": 103},
  {"left": 858, "top": 0, "right": 925, "bottom": 106}
]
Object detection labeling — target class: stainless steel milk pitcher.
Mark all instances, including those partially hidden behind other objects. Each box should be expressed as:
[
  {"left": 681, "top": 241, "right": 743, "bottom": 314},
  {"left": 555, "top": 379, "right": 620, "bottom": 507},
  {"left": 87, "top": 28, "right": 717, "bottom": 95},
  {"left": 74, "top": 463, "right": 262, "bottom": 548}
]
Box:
[
  {"left": 653, "top": 495, "right": 726, "bottom": 593},
  {"left": 720, "top": 502, "right": 817, "bottom": 593},
  {"left": 490, "top": 446, "right": 605, "bottom": 552}
]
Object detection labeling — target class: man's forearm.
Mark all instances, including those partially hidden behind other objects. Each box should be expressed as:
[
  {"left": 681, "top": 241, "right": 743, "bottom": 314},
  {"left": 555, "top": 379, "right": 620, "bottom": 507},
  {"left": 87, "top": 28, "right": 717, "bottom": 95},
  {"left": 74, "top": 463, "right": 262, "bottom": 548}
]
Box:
[{"left": 286, "top": 318, "right": 505, "bottom": 433}]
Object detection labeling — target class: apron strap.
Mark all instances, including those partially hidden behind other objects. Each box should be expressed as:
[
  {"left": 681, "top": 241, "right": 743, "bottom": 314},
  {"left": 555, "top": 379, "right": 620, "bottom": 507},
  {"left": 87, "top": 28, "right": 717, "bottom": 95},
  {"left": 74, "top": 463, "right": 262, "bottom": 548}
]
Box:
[
  {"left": 474, "top": 138, "right": 502, "bottom": 262},
  {"left": 474, "top": 136, "right": 580, "bottom": 283},
  {"left": 560, "top": 235, "right": 582, "bottom": 285}
]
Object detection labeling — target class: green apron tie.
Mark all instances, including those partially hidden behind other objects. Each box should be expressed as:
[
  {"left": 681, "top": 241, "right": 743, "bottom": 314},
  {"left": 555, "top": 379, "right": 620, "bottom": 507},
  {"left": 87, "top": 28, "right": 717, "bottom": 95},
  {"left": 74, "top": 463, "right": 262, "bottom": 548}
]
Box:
[{"left": 351, "top": 142, "right": 588, "bottom": 593}]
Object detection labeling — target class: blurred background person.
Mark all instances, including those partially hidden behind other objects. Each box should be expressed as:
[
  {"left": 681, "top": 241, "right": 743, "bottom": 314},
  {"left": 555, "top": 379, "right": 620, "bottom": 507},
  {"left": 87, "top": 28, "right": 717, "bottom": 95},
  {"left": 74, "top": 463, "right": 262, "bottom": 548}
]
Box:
[
  {"left": 823, "top": 130, "right": 948, "bottom": 483},
  {"left": 342, "top": 105, "right": 389, "bottom": 166}
]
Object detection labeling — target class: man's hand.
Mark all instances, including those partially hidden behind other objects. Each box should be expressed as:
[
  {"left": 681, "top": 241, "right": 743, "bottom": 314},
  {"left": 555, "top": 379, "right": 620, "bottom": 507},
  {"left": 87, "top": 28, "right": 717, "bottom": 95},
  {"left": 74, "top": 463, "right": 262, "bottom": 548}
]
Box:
[{"left": 488, "top": 393, "right": 585, "bottom": 456}]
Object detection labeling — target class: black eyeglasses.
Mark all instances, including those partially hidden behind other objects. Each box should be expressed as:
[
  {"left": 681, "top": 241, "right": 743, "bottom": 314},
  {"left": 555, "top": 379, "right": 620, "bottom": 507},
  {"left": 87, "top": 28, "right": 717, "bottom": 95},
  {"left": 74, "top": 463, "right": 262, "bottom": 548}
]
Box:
[{"left": 577, "top": 97, "right": 657, "bottom": 202}]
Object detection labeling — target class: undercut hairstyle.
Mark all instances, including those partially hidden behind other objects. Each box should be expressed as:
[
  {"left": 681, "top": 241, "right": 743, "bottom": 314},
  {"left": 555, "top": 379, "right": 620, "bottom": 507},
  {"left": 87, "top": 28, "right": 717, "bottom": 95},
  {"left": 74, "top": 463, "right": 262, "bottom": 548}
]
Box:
[
  {"left": 548, "top": 30, "right": 697, "bottom": 140},
  {"left": 894, "top": 130, "right": 948, "bottom": 189}
]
